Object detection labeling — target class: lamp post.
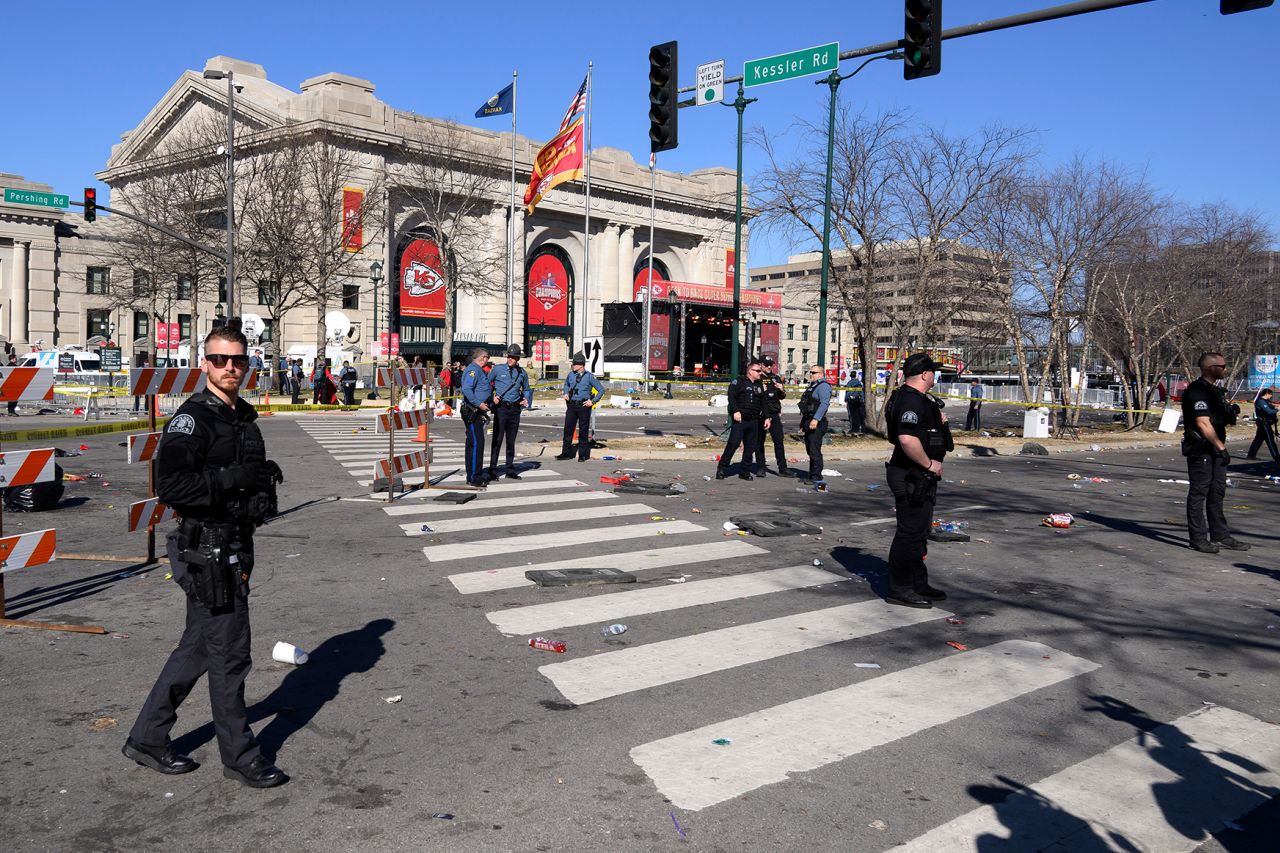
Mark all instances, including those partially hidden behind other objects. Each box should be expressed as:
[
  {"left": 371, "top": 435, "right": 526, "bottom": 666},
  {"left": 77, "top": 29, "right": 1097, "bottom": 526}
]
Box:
[
  {"left": 722, "top": 82, "right": 757, "bottom": 381},
  {"left": 814, "top": 51, "right": 902, "bottom": 367},
  {"left": 213, "top": 302, "right": 225, "bottom": 328},
  {"left": 700, "top": 334, "right": 708, "bottom": 374},
  {"left": 368, "top": 260, "right": 383, "bottom": 399},
  {"left": 202, "top": 68, "right": 237, "bottom": 320}
]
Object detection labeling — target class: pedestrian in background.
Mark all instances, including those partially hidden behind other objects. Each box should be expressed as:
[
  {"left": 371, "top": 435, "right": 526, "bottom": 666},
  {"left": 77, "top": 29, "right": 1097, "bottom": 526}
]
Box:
[
  {"left": 844, "top": 378, "right": 865, "bottom": 435},
  {"left": 1247, "top": 387, "right": 1279, "bottom": 463},
  {"left": 1180, "top": 352, "right": 1250, "bottom": 553},
  {"left": 798, "top": 365, "right": 832, "bottom": 491},
  {"left": 717, "top": 359, "right": 768, "bottom": 480},
  {"left": 556, "top": 353, "right": 605, "bottom": 462},
  {"left": 290, "top": 359, "right": 304, "bottom": 405},
  {"left": 964, "top": 378, "right": 984, "bottom": 431}
]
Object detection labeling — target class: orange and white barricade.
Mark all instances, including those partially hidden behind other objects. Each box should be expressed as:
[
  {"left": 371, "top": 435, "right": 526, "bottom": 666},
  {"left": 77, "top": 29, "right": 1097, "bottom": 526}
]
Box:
[
  {"left": 376, "top": 367, "right": 430, "bottom": 387},
  {"left": 374, "top": 450, "right": 429, "bottom": 481},
  {"left": 376, "top": 407, "right": 433, "bottom": 434},
  {"left": 0, "top": 367, "right": 55, "bottom": 402},
  {"left": 0, "top": 529, "right": 57, "bottom": 573},
  {"left": 128, "top": 498, "right": 178, "bottom": 532},
  {"left": 0, "top": 448, "right": 57, "bottom": 487},
  {"left": 129, "top": 367, "right": 259, "bottom": 396},
  {"left": 127, "top": 432, "right": 164, "bottom": 464}
]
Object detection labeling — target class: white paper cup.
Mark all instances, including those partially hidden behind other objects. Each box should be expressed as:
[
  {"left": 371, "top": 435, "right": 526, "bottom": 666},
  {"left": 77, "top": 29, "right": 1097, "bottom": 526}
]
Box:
[{"left": 272, "top": 641, "right": 309, "bottom": 665}]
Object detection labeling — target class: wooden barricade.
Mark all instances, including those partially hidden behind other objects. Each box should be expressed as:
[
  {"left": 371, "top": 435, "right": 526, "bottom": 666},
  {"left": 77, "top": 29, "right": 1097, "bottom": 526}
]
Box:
[
  {"left": 127, "top": 432, "right": 163, "bottom": 464},
  {"left": 128, "top": 498, "right": 178, "bottom": 532}
]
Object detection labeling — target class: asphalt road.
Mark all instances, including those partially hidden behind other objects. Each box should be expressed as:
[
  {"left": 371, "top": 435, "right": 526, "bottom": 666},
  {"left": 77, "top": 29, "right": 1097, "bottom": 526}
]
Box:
[{"left": 0, "top": 411, "right": 1276, "bottom": 852}]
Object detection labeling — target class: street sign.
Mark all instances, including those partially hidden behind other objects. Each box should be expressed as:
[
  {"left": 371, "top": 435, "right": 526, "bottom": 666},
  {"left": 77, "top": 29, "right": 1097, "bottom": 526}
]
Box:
[
  {"left": 98, "top": 347, "right": 122, "bottom": 372},
  {"left": 57, "top": 353, "right": 76, "bottom": 373},
  {"left": 744, "top": 42, "right": 839, "bottom": 88},
  {"left": 3, "top": 188, "right": 70, "bottom": 209},
  {"left": 696, "top": 59, "right": 724, "bottom": 105},
  {"left": 581, "top": 336, "right": 604, "bottom": 374}
]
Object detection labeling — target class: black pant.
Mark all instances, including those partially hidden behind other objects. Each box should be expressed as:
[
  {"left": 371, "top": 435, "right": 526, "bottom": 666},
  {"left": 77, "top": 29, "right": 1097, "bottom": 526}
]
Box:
[
  {"left": 720, "top": 416, "right": 762, "bottom": 474},
  {"left": 562, "top": 402, "right": 592, "bottom": 460},
  {"left": 965, "top": 402, "right": 982, "bottom": 431},
  {"left": 803, "top": 418, "right": 827, "bottom": 480},
  {"left": 756, "top": 414, "right": 787, "bottom": 472},
  {"left": 1186, "top": 452, "right": 1230, "bottom": 543},
  {"left": 291, "top": 378, "right": 302, "bottom": 404},
  {"left": 886, "top": 464, "right": 935, "bottom": 595},
  {"left": 464, "top": 411, "right": 487, "bottom": 482},
  {"left": 1247, "top": 420, "right": 1279, "bottom": 462},
  {"left": 491, "top": 404, "right": 522, "bottom": 471},
  {"left": 130, "top": 536, "right": 260, "bottom": 768},
  {"left": 342, "top": 383, "right": 356, "bottom": 406},
  {"left": 846, "top": 403, "right": 864, "bottom": 434}
]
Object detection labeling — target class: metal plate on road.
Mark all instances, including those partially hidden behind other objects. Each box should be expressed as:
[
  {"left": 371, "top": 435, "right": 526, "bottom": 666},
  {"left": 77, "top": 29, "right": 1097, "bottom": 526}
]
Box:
[
  {"left": 744, "top": 42, "right": 839, "bottom": 88},
  {"left": 525, "top": 568, "right": 637, "bottom": 587},
  {"left": 696, "top": 59, "right": 724, "bottom": 105}
]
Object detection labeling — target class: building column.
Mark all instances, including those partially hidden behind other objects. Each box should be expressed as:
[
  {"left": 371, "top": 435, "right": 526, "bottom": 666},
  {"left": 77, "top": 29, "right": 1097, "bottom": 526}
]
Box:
[
  {"left": 600, "top": 223, "right": 620, "bottom": 306},
  {"left": 11, "top": 241, "right": 28, "bottom": 346},
  {"left": 617, "top": 227, "right": 635, "bottom": 302}
]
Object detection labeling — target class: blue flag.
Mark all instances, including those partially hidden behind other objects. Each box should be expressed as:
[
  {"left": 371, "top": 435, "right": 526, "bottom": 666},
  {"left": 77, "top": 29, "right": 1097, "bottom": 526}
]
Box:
[{"left": 475, "top": 83, "right": 514, "bottom": 118}]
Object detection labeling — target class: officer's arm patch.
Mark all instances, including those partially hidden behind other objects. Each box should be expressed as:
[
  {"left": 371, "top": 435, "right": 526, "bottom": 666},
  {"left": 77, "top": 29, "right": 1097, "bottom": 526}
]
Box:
[
  {"left": 168, "top": 413, "right": 196, "bottom": 435},
  {"left": 900, "top": 410, "right": 919, "bottom": 424},
  {"left": 1194, "top": 401, "right": 1209, "bottom": 411}
]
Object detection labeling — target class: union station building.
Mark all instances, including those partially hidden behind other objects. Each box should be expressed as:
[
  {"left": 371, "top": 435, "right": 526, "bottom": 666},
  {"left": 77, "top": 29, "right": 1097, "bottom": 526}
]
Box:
[{"left": 0, "top": 56, "right": 770, "bottom": 377}]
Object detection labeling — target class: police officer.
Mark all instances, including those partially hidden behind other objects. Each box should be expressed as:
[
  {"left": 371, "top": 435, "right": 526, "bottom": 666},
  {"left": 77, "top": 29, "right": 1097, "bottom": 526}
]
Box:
[
  {"left": 845, "top": 378, "right": 865, "bottom": 435},
  {"left": 124, "top": 323, "right": 287, "bottom": 788},
  {"left": 489, "top": 345, "right": 531, "bottom": 480},
  {"left": 556, "top": 352, "right": 605, "bottom": 461},
  {"left": 1181, "top": 352, "right": 1250, "bottom": 553},
  {"left": 716, "top": 359, "right": 768, "bottom": 480},
  {"left": 756, "top": 356, "right": 789, "bottom": 476},
  {"left": 339, "top": 360, "right": 358, "bottom": 406},
  {"left": 884, "top": 353, "right": 953, "bottom": 608},
  {"left": 460, "top": 348, "right": 493, "bottom": 487},
  {"left": 798, "top": 365, "right": 833, "bottom": 491},
  {"left": 290, "top": 358, "right": 304, "bottom": 405}
]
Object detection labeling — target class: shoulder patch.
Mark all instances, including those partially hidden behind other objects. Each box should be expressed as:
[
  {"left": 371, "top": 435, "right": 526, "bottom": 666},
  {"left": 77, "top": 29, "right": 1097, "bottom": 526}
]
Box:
[
  {"left": 168, "top": 413, "right": 196, "bottom": 435},
  {"left": 900, "top": 410, "right": 919, "bottom": 424},
  {"left": 1194, "top": 400, "right": 1209, "bottom": 411}
]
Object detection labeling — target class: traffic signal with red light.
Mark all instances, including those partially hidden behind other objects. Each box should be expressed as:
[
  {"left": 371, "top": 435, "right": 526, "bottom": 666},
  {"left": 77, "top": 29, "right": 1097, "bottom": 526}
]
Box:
[
  {"left": 903, "top": 0, "right": 942, "bottom": 80},
  {"left": 648, "top": 41, "right": 678, "bottom": 153},
  {"left": 83, "top": 187, "right": 97, "bottom": 222}
]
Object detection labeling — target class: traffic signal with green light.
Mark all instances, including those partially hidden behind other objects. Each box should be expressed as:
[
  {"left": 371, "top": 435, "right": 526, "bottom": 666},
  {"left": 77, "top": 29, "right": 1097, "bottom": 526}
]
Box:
[
  {"left": 903, "top": 0, "right": 941, "bottom": 80},
  {"left": 83, "top": 187, "right": 97, "bottom": 222},
  {"left": 648, "top": 41, "right": 678, "bottom": 153}
]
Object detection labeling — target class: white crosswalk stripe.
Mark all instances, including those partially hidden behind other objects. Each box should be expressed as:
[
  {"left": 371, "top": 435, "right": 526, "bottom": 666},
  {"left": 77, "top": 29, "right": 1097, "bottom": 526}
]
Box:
[
  {"left": 422, "top": 520, "right": 705, "bottom": 562},
  {"left": 448, "top": 539, "right": 767, "bottom": 594},
  {"left": 487, "top": 564, "right": 845, "bottom": 636},
  {"left": 630, "top": 640, "right": 1100, "bottom": 811},
  {"left": 386, "top": 490, "right": 617, "bottom": 518},
  {"left": 403, "top": 503, "right": 659, "bottom": 537},
  {"left": 385, "top": 476, "right": 585, "bottom": 497},
  {"left": 540, "top": 600, "right": 948, "bottom": 705}
]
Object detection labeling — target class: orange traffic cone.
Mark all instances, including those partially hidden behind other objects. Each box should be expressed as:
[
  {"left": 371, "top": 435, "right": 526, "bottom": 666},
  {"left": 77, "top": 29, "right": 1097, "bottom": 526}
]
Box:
[
  {"left": 413, "top": 424, "right": 428, "bottom": 443},
  {"left": 260, "top": 389, "right": 274, "bottom": 416}
]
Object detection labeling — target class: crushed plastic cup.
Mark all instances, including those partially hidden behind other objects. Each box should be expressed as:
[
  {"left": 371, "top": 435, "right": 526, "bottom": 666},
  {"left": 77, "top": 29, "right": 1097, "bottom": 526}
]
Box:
[
  {"left": 722, "top": 521, "right": 739, "bottom": 531},
  {"left": 272, "top": 641, "right": 309, "bottom": 665}
]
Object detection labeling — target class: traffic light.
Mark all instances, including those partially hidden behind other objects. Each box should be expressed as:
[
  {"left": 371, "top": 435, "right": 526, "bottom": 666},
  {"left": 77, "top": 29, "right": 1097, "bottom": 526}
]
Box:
[
  {"left": 83, "top": 187, "right": 97, "bottom": 222},
  {"left": 648, "top": 40, "right": 678, "bottom": 153},
  {"left": 903, "top": 0, "right": 942, "bottom": 80},
  {"left": 1220, "top": 1, "right": 1273, "bottom": 12}
]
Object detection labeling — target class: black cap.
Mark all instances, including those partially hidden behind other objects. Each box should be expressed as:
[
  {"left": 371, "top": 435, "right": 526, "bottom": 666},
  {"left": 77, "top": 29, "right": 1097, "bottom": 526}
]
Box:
[
  {"left": 761, "top": 356, "right": 774, "bottom": 366},
  {"left": 571, "top": 352, "right": 586, "bottom": 364},
  {"left": 902, "top": 352, "right": 944, "bottom": 377},
  {"left": 506, "top": 345, "right": 523, "bottom": 358}
]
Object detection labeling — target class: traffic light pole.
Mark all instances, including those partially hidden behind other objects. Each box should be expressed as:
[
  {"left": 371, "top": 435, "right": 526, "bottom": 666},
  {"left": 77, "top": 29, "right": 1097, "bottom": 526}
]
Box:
[
  {"left": 723, "top": 82, "right": 756, "bottom": 382},
  {"left": 69, "top": 200, "right": 226, "bottom": 260}
]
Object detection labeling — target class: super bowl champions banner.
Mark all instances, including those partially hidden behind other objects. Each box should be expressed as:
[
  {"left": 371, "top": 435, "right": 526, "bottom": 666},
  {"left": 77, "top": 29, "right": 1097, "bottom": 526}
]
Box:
[
  {"left": 398, "top": 238, "right": 447, "bottom": 321},
  {"left": 526, "top": 247, "right": 572, "bottom": 330}
]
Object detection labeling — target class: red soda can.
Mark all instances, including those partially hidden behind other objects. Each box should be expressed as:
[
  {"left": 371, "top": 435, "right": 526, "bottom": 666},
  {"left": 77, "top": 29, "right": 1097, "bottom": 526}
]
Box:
[{"left": 529, "top": 637, "right": 566, "bottom": 653}]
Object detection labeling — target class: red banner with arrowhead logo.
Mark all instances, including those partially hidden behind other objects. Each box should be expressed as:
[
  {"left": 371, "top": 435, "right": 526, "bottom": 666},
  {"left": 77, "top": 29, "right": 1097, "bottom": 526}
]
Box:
[{"left": 399, "top": 238, "right": 446, "bottom": 320}]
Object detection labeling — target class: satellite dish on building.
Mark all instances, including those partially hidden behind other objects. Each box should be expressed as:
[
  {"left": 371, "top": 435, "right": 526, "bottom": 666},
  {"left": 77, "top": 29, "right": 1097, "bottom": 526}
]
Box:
[
  {"left": 240, "top": 313, "right": 264, "bottom": 340},
  {"left": 325, "top": 310, "right": 352, "bottom": 344}
]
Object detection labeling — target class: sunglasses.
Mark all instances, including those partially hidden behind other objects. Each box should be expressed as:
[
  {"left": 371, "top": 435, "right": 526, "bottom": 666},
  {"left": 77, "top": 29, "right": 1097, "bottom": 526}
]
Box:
[
  {"left": 206, "top": 353, "right": 250, "bottom": 369},
  {"left": 809, "top": 369, "right": 823, "bottom": 374}
]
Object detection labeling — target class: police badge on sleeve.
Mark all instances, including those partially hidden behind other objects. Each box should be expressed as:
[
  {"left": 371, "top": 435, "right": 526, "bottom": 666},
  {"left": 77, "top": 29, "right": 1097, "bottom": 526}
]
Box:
[
  {"left": 900, "top": 410, "right": 919, "bottom": 424},
  {"left": 168, "top": 413, "right": 196, "bottom": 434},
  {"left": 1194, "top": 401, "right": 1208, "bottom": 411}
]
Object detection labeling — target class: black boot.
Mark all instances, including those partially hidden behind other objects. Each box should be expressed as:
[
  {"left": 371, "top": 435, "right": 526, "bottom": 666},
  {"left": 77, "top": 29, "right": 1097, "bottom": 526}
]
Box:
[
  {"left": 122, "top": 739, "right": 198, "bottom": 775},
  {"left": 223, "top": 756, "right": 288, "bottom": 788}
]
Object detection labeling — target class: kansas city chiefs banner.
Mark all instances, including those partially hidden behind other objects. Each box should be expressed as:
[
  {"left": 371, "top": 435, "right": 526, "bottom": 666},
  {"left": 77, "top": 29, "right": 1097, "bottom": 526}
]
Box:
[
  {"left": 524, "top": 118, "right": 584, "bottom": 215},
  {"left": 398, "top": 238, "right": 447, "bottom": 321},
  {"left": 760, "top": 322, "right": 780, "bottom": 365},
  {"left": 526, "top": 248, "right": 571, "bottom": 329},
  {"left": 633, "top": 266, "right": 668, "bottom": 301},
  {"left": 342, "top": 187, "right": 364, "bottom": 252}
]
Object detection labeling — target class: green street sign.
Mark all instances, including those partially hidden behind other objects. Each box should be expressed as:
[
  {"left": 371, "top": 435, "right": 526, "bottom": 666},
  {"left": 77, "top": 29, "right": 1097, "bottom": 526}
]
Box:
[
  {"left": 3, "top": 188, "right": 70, "bottom": 209},
  {"left": 744, "top": 42, "right": 839, "bottom": 88}
]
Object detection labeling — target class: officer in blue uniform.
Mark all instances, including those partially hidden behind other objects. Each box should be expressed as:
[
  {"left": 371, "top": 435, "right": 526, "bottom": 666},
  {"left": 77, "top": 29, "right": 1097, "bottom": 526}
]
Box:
[
  {"left": 556, "top": 352, "right": 605, "bottom": 461},
  {"left": 459, "top": 348, "right": 493, "bottom": 487},
  {"left": 488, "top": 345, "right": 531, "bottom": 480}
]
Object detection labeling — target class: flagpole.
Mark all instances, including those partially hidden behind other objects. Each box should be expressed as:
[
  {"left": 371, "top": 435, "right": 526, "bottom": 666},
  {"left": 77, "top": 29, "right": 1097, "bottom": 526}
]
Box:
[
  {"left": 581, "top": 61, "right": 593, "bottom": 349},
  {"left": 508, "top": 69, "right": 517, "bottom": 350}
]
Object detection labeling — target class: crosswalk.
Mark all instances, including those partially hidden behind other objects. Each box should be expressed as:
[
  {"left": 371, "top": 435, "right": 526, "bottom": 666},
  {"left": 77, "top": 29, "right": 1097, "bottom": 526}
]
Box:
[{"left": 295, "top": 414, "right": 1280, "bottom": 846}]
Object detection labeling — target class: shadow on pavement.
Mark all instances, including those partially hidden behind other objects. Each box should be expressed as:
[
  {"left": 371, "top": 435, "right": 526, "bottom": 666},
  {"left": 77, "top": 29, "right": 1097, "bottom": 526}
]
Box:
[
  {"left": 967, "top": 774, "right": 1139, "bottom": 852},
  {"left": 5, "top": 562, "right": 160, "bottom": 618}
]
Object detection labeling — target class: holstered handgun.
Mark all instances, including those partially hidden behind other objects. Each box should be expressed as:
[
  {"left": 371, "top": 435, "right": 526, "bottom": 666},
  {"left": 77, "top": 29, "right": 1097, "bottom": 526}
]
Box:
[
  {"left": 179, "top": 522, "right": 239, "bottom": 609},
  {"left": 906, "top": 470, "right": 940, "bottom": 506}
]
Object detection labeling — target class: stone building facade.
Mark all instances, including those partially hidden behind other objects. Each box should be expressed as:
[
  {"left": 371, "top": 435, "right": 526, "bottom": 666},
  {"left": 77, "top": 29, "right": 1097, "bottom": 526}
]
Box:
[{"left": 0, "top": 56, "right": 747, "bottom": 373}]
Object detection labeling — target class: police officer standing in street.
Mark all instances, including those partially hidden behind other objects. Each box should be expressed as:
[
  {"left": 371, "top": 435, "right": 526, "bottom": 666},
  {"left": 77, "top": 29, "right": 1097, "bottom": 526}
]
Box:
[
  {"left": 489, "top": 345, "right": 531, "bottom": 480},
  {"left": 556, "top": 352, "right": 605, "bottom": 461},
  {"left": 1181, "top": 352, "right": 1250, "bottom": 553},
  {"left": 798, "top": 365, "right": 833, "bottom": 491},
  {"left": 339, "top": 360, "right": 358, "bottom": 406},
  {"left": 124, "top": 323, "right": 287, "bottom": 788},
  {"left": 756, "top": 356, "right": 789, "bottom": 476},
  {"left": 460, "top": 348, "right": 493, "bottom": 487},
  {"left": 884, "top": 354, "right": 953, "bottom": 608},
  {"left": 716, "top": 359, "right": 768, "bottom": 480}
]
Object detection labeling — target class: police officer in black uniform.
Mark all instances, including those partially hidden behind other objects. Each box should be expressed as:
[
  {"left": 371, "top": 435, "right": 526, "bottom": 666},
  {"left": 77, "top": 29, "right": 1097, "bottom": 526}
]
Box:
[
  {"left": 124, "top": 323, "right": 287, "bottom": 788},
  {"left": 756, "top": 356, "right": 789, "bottom": 476},
  {"left": 716, "top": 359, "right": 768, "bottom": 480},
  {"left": 884, "top": 353, "right": 953, "bottom": 608},
  {"left": 1180, "top": 351, "right": 1250, "bottom": 553}
]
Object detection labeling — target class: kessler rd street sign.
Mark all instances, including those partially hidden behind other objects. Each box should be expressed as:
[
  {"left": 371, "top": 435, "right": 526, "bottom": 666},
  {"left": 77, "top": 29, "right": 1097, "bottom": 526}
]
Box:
[
  {"left": 744, "top": 42, "right": 839, "bottom": 88},
  {"left": 3, "top": 188, "right": 70, "bottom": 209}
]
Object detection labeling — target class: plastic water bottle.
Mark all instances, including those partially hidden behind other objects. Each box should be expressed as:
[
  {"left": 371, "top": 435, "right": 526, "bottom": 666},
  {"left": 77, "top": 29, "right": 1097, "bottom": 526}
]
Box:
[
  {"left": 601, "top": 623, "right": 627, "bottom": 636},
  {"left": 528, "top": 637, "right": 566, "bottom": 653}
]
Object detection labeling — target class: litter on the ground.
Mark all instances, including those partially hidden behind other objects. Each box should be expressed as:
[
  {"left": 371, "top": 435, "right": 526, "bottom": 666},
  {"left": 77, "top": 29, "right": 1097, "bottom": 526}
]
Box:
[
  {"left": 430, "top": 813, "right": 454, "bottom": 820},
  {"left": 529, "top": 637, "right": 567, "bottom": 653},
  {"left": 945, "top": 617, "right": 966, "bottom": 626},
  {"left": 854, "top": 663, "right": 881, "bottom": 669},
  {"left": 712, "top": 738, "right": 732, "bottom": 746},
  {"left": 674, "top": 442, "right": 687, "bottom": 449},
  {"left": 671, "top": 811, "right": 687, "bottom": 839},
  {"left": 932, "top": 520, "right": 969, "bottom": 532},
  {"left": 722, "top": 521, "right": 739, "bottom": 531},
  {"left": 90, "top": 716, "right": 117, "bottom": 731},
  {"left": 1158, "top": 479, "right": 1190, "bottom": 484},
  {"left": 812, "top": 559, "right": 824, "bottom": 567},
  {"left": 691, "top": 508, "right": 702, "bottom": 513},
  {"left": 946, "top": 641, "right": 970, "bottom": 651},
  {"left": 601, "top": 623, "right": 627, "bottom": 636},
  {"left": 383, "top": 695, "right": 403, "bottom": 704},
  {"left": 821, "top": 468, "right": 843, "bottom": 477},
  {"left": 1041, "top": 513, "right": 1074, "bottom": 528},
  {"left": 869, "top": 819, "right": 889, "bottom": 831},
  {"left": 867, "top": 484, "right": 880, "bottom": 491}
]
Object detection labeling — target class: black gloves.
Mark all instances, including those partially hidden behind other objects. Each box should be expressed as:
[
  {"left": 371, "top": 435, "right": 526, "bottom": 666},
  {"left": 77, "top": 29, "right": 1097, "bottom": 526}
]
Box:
[
  {"left": 259, "top": 460, "right": 284, "bottom": 489},
  {"left": 217, "top": 462, "right": 260, "bottom": 493},
  {"left": 1217, "top": 448, "right": 1231, "bottom": 463}
]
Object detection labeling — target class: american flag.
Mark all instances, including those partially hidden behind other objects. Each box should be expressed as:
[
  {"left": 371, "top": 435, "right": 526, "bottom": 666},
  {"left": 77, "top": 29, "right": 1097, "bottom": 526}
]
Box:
[{"left": 558, "top": 75, "right": 587, "bottom": 132}]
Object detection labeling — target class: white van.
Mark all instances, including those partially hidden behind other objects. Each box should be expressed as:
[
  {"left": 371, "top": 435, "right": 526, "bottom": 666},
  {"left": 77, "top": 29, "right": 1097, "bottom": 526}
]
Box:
[{"left": 19, "top": 350, "right": 102, "bottom": 372}]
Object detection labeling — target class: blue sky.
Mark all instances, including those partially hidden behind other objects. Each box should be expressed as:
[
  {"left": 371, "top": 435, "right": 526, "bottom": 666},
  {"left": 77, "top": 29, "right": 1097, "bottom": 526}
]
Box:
[{"left": 3, "top": 1, "right": 1276, "bottom": 267}]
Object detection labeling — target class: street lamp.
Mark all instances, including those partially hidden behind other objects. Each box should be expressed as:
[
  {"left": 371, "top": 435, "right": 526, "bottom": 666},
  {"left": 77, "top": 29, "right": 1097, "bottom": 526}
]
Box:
[
  {"left": 213, "top": 302, "right": 225, "bottom": 328},
  {"left": 814, "top": 51, "right": 903, "bottom": 367},
  {"left": 700, "top": 334, "right": 708, "bottom": 374},
  {"left": 368, "top": 260, "right": 384, "bottom": 399},
  {"left": 202, "top": 67, "right": 238, "bottom": 320}
]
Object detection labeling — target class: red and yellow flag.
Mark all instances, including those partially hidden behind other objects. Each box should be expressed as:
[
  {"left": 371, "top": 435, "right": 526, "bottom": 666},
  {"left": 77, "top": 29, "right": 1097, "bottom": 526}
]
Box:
[{"left": 524, "top": 118, "right": 584, "bottom": 215}]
